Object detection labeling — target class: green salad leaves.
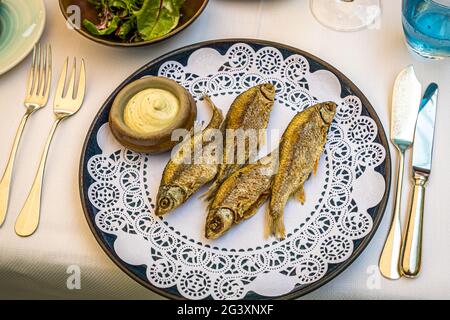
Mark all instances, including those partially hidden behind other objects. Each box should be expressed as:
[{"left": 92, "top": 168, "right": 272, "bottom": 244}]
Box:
[{"left": 83, "top": 0, "right": 185, "bottom": 42}]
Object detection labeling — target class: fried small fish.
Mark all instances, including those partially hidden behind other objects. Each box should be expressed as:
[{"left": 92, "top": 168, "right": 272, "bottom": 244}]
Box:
[
  {"left": 155, "top": 96, "right": 224, "bottom": 216},
  {"left": 267, "top": 102, "right": 337, "bottom": 240},
  {"left": 203, "top": 83, "right": 276, "bottom": 201},
  {"left": 205, "top": 153, "right": 277, "bottom": 240}
]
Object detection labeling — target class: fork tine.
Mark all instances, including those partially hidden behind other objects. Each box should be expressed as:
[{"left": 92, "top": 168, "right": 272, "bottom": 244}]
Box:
[
  {"left": 26, "top": 45, "right": 37, "bottom": 96},
  {"left": 43, "top": 45, "right": 52, "bottom": 102},
  {"left": 74, "top": 59, "right": 86, "bottom": 105},
  {"left": 65, "top": 58, "right": 77, "bottom": 99},
  {"left": 31, "top": 43, "right": 41, "bottom": 96},
  {"left": 55, "top": 57, "right": 68, "bottom": 100},
  {"left": 38, "top": 45, "right": 47, "bottom": 97}
]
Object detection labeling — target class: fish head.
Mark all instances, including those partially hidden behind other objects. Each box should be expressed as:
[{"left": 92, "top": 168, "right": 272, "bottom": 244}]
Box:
[
  {"left": 155, "top": 185, "right": 187, "bottom": 216},
  {"left": 317, "top": 102, "right": 337, "bottom": 126},
  {"left": 260, "top": 83, "right": 276, "bottom": 101},
  {"left": 205, "top": 207, "right": 235, "bottom": 240}
]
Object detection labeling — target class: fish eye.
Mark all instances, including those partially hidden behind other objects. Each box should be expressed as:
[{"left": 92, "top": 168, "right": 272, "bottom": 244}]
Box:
[{"left": 159, "top": 197, "right": 172, "bottom": 209}]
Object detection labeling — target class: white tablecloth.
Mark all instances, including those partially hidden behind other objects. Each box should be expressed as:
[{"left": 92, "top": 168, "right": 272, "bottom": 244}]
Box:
[{"left": 0, "top": 0, "right": 449, "bottom": 299}]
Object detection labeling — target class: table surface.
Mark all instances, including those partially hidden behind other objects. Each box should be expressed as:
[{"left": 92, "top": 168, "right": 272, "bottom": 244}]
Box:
[{"left": 0, "top": 0, "right": 449, "bottom": 299}]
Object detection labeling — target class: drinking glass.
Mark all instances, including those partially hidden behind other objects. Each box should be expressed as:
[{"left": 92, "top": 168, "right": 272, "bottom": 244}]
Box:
[
  {"left": 403, "top": 0, "right": 450, "bottom": 59},
  {"left": 310, "top": 0, "right": 381, "bottom": 31}
]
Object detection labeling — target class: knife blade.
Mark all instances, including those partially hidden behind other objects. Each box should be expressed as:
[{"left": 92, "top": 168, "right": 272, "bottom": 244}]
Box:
[
  {"left": 400, "top": 83, "right": 438, "bottom": 278},
  {"left": 390, "top": 65, "right": 423, "bottom": 146},
  {"left": 412, "top": 83, "right": 438, "bottom": 174},
  {"left": 379, "top": 65, "right": 422, "bottom": 280}
]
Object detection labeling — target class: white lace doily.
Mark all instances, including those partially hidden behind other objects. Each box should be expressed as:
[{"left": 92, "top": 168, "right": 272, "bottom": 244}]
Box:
[{"left": 84, "top": 42, "right": 388, "bottom": 299}]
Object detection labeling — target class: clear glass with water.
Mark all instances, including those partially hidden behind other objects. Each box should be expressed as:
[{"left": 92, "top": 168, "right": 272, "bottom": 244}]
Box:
[{"left": 403, "top": 0, "right": 450, "bottom": 59}]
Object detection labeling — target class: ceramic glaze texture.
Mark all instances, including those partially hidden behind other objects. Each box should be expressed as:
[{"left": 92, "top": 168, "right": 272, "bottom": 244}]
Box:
[{"left": 0, "top": 0, "right": 46, "bottom": 75}]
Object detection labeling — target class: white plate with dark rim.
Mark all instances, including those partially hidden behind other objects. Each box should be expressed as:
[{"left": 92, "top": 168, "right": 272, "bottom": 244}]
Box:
[{"left": 80, "top": 39, "right": 391, "bottom": 300}]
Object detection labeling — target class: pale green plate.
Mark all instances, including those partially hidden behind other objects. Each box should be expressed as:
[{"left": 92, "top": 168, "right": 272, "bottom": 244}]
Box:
[{"left": 0, "top": 0, "right": 46, "bottom": 75}]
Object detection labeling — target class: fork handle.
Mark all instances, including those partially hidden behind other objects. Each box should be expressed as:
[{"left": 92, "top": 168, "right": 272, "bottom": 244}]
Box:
[
  {"left": 400, "top": 171, "right": 427, "bottom": 278},
  {"left": 15, "top": 118, "right": 62, "bottom": 237},
  {"left": 0, "top": 113, "right": 31, "bottom": 227}
]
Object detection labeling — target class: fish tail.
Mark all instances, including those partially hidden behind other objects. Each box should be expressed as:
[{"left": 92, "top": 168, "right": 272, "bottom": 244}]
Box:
[
  {"left": 271, "top": 216, "right": 286, "bottom": 240},
  {"left": 265, "top": 206, "right": 286, "bottom": 240}
]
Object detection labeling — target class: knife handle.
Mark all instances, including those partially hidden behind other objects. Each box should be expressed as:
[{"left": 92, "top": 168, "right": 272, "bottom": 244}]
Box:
[
  {"left": 400, "top": 171, "right": 428, "bottom": 278},
  {"left": 379, "top": 148, "right": 405, "bottom": 280}
]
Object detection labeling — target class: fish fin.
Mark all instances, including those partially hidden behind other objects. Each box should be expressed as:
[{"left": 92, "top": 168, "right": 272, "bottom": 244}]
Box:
[
  {"left": 272, "top": 217, "right": 286, "bottom": 240},
  {"left": 242, "top": 192, "right": 270, "bottom": 221},
  {"left": 205, "top": 199, "right": 210, "bottom": 210},
  {"left": 313, "top": 159, "right": 319, "bottom": 176},
  {"left": 294, "top": 185, "right": 305, "bottom": 205},
  {"left": 264, "top": 205, "right": 272, "bottom": 239},
  {"left": 200, "top": 179, "right": 221, "bottom": 202},
  {"left": 235, "top": 203, "right": 246, "bottom": 222},
  {"left": 271, "top": 216, "right": 286, "bottom": 240},
  {"left": 203, "top": 95, "right": 224, "bottom": 130},
  {"left": 201, "top": 164, "right": 234, "bottom": 202},
  {"left": 265, "top": 206, "right": 286, "bottom": 240}
]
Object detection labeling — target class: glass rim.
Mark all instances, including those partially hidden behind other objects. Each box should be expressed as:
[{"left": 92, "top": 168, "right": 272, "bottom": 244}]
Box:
[{"left": 411, "top": 0, "right": 450, "bottom": 9}]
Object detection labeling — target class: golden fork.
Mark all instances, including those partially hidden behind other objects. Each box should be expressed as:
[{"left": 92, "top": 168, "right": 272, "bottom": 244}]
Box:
[
  {"left": 15, "top": 57, "right": 86, "bottom": 237},
  {"left": 0, "top": 44, "right": 52, "bottom": 227}
]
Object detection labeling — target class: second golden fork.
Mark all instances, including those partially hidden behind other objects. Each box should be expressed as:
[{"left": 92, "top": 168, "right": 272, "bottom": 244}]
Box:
[{"left": 14, "top": 57, "right": 86, "bottom": 237}]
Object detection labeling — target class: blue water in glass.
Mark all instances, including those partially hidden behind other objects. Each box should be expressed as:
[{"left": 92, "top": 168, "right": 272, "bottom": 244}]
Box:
[{"left": 402, "top": 0, "right": 450, "bottom": 58}]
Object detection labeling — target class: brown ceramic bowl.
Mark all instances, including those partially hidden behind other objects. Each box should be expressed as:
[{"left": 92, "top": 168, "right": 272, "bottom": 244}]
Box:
[
  {"left": 58, "top": 0, "right": 209, "bottom": 47},
  {"left": 109, "top": 77, "right": 197, "bottom": 153}
]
